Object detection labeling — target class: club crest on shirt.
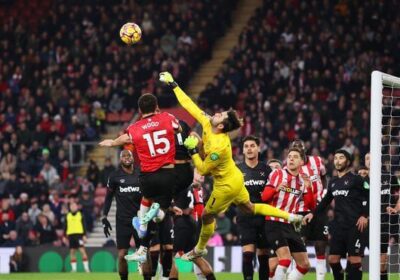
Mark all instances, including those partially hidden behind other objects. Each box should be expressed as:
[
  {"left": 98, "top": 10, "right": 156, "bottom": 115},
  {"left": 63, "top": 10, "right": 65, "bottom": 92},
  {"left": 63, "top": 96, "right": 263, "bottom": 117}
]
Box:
[{"left": 120, "top": 179, "right": 125, "bottom": 183}]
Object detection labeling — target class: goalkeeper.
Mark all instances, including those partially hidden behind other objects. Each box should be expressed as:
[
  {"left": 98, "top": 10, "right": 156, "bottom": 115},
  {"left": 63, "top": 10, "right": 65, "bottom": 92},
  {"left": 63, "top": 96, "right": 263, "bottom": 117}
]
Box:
[{"left": 159, "top": 72, "right": 303, "bottom": 260}]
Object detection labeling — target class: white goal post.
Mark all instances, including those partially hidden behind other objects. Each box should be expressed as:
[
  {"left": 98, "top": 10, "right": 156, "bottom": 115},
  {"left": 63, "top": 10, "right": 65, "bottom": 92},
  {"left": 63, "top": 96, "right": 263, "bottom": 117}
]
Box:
[{"left": 370, "top": 71, "right": 400, "bottom": 279}]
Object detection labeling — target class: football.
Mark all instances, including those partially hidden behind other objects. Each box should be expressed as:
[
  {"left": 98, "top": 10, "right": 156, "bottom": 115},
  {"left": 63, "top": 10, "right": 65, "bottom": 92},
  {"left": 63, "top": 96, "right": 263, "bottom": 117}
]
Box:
[{"left": 119, "top": 22, "right": 142, "bottom": 45}]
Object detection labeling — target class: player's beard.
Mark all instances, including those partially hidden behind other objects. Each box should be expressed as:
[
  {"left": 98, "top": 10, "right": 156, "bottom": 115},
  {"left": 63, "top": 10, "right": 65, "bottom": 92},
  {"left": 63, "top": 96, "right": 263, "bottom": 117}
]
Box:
[
  {"left": 335, "top": 164, "right": 347, "bottom": 173},
  {"left": 121, "top": 162, "right": 133, "bottom": 169}
]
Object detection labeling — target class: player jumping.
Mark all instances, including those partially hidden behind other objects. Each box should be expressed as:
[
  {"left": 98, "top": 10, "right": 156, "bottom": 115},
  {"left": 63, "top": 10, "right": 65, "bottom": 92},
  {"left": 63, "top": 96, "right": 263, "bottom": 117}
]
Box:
[
  {"left": 99, "top": 93, "right": 179, "bottom": 266},
  {"left": 159, "top": 72, "right": 303, "bottom": 261}
]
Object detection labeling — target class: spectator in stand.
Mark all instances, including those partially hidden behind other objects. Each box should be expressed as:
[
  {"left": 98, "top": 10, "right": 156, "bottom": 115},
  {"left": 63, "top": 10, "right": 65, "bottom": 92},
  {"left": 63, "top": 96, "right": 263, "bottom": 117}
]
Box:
[
  {"left": 35, "top": 214, "right": 56, "bottom": 245},
  {"left": 100, "top": 157, "right": 116, "bottom": 186},
  {"left": 0, "top": 153, "right": 17, "bottom": 178},
  {"left": 0, "top": 199, "right": 15, "bottom": 223},
  {"left": 2, "top": 230, "right": 22, "bottom": 247},
  {"left": 79, "top": 191, "right": 94, "bottom": 232},
  {"left": 9, "top": 246, "right": 28, "bottom": 272},
  {"left": 28, "top": 199, "right": 41, "bottom": 226},
  {"left": 40, "top": 162, "right": 59, "bottom": 187},
  {"left": 16, "top": 212, "right": 33, "bottom": 245},
  {"left": 216, "top": 212, "right": 232, "bottom": 244},
  {"left": 86, "top": 160, "right": 100, "bottom": 186},
  {"left": 13, "top": 193, "right": 30, "bottom": 217},
  {"left": 41, "top": 204, "right": 56, "bottom": 225},
  {"left": 0, "top": 213, "right": 16, "bottom": 245},
  {"left": 199, "top": 0, "right": 399, "bottom": 174}
]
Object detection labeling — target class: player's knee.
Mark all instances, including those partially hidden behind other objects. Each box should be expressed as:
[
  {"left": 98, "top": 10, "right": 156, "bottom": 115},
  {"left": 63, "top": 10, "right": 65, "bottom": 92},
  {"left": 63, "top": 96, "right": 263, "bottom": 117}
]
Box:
[
  {"left": 328, "top": 255, "right": 340, "bottom": 264},
  {"left": 118, "top": 250, "right": 127, "bottom": 260}
]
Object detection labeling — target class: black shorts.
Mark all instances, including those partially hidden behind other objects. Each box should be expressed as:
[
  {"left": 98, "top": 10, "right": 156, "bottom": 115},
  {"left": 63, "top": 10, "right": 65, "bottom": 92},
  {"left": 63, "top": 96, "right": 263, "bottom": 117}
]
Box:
[
  {"left": 237, "top": 215, "right": 268, "bottom": 248},
  {"left": 301, "top": 211, "right": 329, "bottom": 241},
  {"left": 116, "top": 219, "right": 140, "bottom": 250},
  {"left": 149, "top": 213, "right": 174, "bottom": 246},
  {"left": 174, "top": 163, "right": 194, "bottom": 198},
  {"left": 329, "top": 226, "right": 366, "bottom": 257},
  {"left": 68, "top": 234, "right": 84, "bottom": 249},
  {"left": 140, "top": 168, "right": 175, "bottom": 209},
  {"left": 173, "top": 215, "right": 197, "bottom": 253},
  {"left": 265, "top": 220, "right": 306, "bottom": 253}
]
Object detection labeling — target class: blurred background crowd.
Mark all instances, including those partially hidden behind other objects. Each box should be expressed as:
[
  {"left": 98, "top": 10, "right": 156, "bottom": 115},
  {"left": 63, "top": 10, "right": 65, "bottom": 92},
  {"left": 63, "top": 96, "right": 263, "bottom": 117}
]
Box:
[{"left": 0, "top": 0, "right": 399, "bottom": 250}]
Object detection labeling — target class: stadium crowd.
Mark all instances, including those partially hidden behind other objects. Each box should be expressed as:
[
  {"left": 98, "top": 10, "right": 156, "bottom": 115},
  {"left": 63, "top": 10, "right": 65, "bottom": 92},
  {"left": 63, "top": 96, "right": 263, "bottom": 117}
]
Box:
[
  {"left": 0, "top": 0, "right": 399, "bottom": 268},
  {"left": 0, "top": 0, "right": 236, "bottom": 249},
  {"left": 199, "top": 0, "right": 400, "bottom": 171}
]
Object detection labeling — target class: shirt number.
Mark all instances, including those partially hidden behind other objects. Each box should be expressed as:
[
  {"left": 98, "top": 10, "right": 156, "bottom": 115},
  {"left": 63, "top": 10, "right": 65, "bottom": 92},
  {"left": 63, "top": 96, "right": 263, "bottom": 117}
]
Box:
[
  {"left": 143, "top": 130, "right": 170, "bottom": 157},
  {"left": 177, "top": 133, "right": 184, "bottom": 145}
]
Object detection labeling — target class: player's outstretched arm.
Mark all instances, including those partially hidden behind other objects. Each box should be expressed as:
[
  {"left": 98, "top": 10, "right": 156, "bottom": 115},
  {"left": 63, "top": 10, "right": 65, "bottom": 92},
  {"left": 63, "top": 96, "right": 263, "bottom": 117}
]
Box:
[
  {"left": 99, "top": 133, "right": 130, "bottom": 147},
  {"left": 159, "top": 72, "right": 209, "bottom": 126}
]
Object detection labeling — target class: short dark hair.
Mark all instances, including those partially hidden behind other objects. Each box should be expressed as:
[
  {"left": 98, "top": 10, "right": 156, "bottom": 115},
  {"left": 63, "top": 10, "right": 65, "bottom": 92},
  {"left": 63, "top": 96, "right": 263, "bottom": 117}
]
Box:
[
  {"left": 290, "top": 139, "right": 306, "bottom": 153},
  {"left": 287, "top": 147, "right": 303, "bottom": 158},
  {"left": 221, "top": 109, "right": 242, "bottom": 133},
  {"left": 242, "top": 135, "right": 260, "bottom": 146},
  {"left": 334, "top": 149, "right": 353, "bottom": 164},
  {"left": 358, "top": 166, "right": 368, "bottom": 172},
  {"left": 267, "top": 158, "right": 282, "bottom": 166},
  {"left": 138, "top": 93, "right": 158, "bottom": 114}
]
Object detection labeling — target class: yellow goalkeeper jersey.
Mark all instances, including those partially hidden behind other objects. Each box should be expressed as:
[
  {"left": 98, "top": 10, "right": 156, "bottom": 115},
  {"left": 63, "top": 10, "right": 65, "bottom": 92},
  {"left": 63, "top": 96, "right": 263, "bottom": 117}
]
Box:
[{"left": 173, "top": 87, "right": 242, "bottom": 185}]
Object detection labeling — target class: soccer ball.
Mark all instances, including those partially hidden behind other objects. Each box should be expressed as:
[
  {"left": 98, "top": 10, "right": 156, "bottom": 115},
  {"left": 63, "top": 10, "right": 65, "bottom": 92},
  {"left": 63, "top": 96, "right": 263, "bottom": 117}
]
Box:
[{"left": 119, "top": 22, "right": 142, "bottom": 45}]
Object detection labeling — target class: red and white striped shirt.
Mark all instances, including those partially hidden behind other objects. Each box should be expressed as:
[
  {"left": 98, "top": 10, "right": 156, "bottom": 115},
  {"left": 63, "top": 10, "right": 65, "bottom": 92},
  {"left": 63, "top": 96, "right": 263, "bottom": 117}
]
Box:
[
  {"left": 263, "top": 169, "right": 308, "bottom": 223},
  {"left": 296, "top": 155, "right": 326, "bottom": 212}
]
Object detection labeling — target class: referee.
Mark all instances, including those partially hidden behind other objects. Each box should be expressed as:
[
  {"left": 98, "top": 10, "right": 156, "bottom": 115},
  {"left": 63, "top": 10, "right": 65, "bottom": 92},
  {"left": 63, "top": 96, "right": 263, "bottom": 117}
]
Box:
[
  {"left": 237, "top": 135, "right": 271, "bottom": 280},
  {"left": 102, "top": 150, "right": 142, "bottom": 280}
]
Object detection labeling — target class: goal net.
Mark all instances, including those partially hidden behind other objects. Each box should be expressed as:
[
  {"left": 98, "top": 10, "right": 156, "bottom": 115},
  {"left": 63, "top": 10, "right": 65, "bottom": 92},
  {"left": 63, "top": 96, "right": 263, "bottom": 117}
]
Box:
[{"left": 370, "top": 71, "right": 400, "bottom": 279}]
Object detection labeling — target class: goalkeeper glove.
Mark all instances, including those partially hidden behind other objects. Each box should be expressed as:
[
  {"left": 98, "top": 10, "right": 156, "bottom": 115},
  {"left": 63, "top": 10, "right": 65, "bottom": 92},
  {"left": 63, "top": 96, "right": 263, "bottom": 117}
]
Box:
[
  {"left": 159, "top": 72, "right": 178, "bottom": 88},
  {"left": 184, "top": 136, "right": 199, "bottom": 155}
]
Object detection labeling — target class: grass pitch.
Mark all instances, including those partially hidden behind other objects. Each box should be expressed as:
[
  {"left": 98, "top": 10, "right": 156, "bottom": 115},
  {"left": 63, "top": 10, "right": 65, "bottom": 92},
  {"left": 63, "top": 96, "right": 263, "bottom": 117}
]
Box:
[{"left": 0, "top": 272, "right": 385, "bottom": 280}]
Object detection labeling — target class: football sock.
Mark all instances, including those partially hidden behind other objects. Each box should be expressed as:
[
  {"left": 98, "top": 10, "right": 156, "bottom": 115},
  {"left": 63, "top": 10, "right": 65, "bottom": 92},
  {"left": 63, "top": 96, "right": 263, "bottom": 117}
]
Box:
[
  {"left": 316, "top": 255, "right": 327, "bottom": 280},
  {"left": 330, "top": 262, "right": 344, "bottom": 280},
  {"left": 194, "top": 264, "right": 207, "bottom": 280},
  {"left": 257, "top": 254, "right": 269, "bottom": 280},
  {"left": 150, "top": 251, "right": 160, "bottom": 277},
  {"left": 161, "top": 249, "right": 173, "bottom": 277},
  {"left": 287, "top": 265, "right": 308, "bottom": 280},
  {"left": 196, "top": 220, "right": 215, "bottom": 251},
  {"left": 347, "top": 263, "right": 362, "bottom": 280},
  {"left": 242, "top": 251, "right": 255, "bottom": 280},
  {"left": 274, "top": 259, "right": 291, "bottom": 280}
]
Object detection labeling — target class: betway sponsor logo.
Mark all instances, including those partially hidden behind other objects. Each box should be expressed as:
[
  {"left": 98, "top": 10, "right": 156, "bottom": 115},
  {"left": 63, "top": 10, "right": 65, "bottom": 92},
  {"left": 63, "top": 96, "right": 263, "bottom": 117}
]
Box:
[
  {"left": 244, "top": 180, "right": 266, "bottom": 186},
  {"left": 141, "top": 121, "right": 159, "bottom": 130},
  {"left": 332, "top": 190, "right": 349, "bottom": 197},
  {"left": 119, "top": 186, "right": 140, "bottom": 193}
]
